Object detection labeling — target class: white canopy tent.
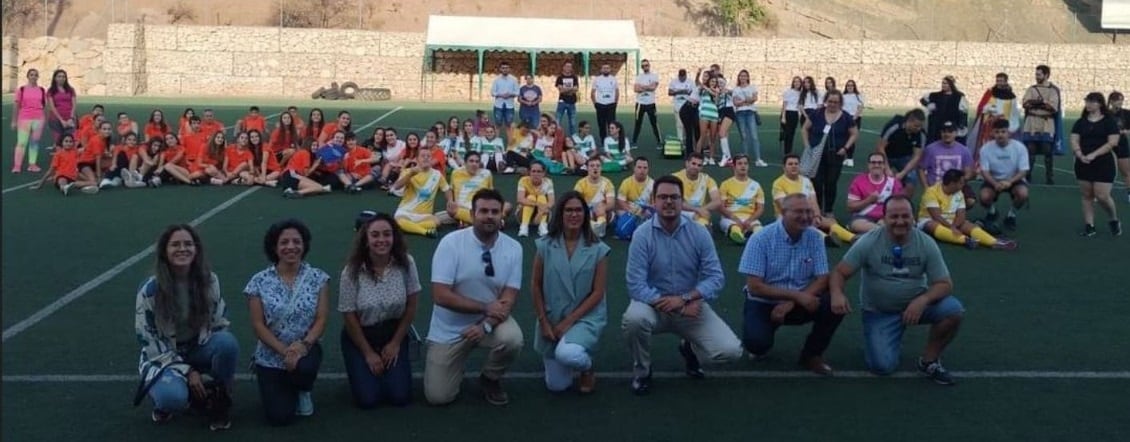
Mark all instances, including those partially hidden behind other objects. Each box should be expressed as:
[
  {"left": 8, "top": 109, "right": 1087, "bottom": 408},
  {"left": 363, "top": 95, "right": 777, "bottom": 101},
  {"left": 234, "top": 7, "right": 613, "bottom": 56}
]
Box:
[
  {"left": 1101, "top": 0, "right": 1130, "bottom": 29},
  {"left": 424, "top": 15, "right": 641, "bottom": 100}
]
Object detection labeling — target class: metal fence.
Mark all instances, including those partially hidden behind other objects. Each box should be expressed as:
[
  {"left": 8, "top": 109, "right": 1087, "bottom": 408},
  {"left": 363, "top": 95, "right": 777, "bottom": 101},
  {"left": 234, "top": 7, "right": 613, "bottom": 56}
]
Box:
[{"left": 2, "top": 0, "right": 1125, "bottom": 44}]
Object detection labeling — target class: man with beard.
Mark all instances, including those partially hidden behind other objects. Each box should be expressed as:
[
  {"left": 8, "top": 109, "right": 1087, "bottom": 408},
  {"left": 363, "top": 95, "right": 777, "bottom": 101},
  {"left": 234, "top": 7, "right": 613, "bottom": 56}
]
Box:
[
  {"left": 1020, "top": 65, "right": 1062, "bottom": 184},
  {"left": 622, "top": 175, "right": 743, "bottom": 395},
  {"left": 830, "top": 195, "right": 963, "bottom": 386},
  {"left": 425, "top": 189, "right": 525, "bottom": 406},
  {"left": 968, "top": 73, "right": 1023, "bottom": 159}
]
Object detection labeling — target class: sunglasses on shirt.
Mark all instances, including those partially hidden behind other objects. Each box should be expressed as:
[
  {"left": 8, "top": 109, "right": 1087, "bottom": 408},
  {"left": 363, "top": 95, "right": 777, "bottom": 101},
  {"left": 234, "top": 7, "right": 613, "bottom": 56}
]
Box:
[{"left": 482, "top": 249, "right": 495, "bottom": 277}]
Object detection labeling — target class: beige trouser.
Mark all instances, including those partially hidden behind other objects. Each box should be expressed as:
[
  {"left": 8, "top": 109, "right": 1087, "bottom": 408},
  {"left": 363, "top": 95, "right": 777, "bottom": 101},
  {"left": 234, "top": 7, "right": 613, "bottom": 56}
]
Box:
[
  {"left": 621, "top": 300, "right": 744, "bottom": 377},
  {"left": 423, "top": 316, "right": 524, "bottom": 405}
]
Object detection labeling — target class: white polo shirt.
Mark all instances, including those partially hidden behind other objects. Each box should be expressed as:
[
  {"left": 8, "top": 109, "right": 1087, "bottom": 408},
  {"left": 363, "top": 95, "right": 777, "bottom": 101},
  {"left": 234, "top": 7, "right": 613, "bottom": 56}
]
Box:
[
  {"left": 592, "top": 75, "right": 619, "bottom": 105},
  {"left": 669, "top": 78, "right": 694, "bottom": 111},
  {"left": 428, "top": 227, "right": 523, "bottom": 344},
  {"left": 635, "top": 72, "right": 659, "bottom": 105}
]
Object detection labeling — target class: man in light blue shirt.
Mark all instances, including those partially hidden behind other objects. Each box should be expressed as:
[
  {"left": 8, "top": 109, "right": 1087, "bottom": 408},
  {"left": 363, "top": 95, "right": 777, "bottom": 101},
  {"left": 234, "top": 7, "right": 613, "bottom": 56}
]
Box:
[
  {"left": 491, "top": 62, "right": 519, "bottom": 130},
  {"left": 738, "top": 193, "right": 844, "bottom": 376},
  {"left": 622, "top": 175, "right": 743, "bottom": 395}
]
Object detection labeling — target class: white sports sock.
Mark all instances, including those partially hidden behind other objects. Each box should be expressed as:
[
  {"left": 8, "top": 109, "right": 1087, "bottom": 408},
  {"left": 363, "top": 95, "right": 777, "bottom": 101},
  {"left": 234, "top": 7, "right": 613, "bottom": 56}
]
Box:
[{"left": 720, "top": 137, "right": 732, "bottom": 158}]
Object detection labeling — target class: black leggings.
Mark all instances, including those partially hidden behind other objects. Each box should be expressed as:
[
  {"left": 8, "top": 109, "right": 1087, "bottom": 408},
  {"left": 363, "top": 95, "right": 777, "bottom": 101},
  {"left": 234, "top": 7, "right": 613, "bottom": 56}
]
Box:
[
  {"left": 1026, "top": 141, "right": 1055, "bottom": 182},
  {"left": 813, "top": 149, "right": 845, "bottom": 214},
  {"left": 254, "top": 343, "right": 323, "bottom": 426},
  {"left": 632, "top": 104, "right": 662, "bottom": 148},
  {"left": 779, "top": 111, "right": 800, "bottom": 155},
  {"left": 679, "top": 104, "right": 700, "bottom": 158}
]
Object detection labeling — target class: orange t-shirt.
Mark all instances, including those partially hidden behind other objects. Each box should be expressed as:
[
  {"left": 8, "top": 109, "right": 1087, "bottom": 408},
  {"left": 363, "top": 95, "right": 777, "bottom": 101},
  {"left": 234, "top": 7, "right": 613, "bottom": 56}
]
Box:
[
  {"left": 261, "top": 146, "right": 282, "bottom": 173},
  {"left": 291, "top": 114, "right": 306, "bottom": 134},
  {"left": 200, "top": 120, "right": 225, "bottom": 138},
  {"left": 270, "top": 127, "right": 298, "bottom": 151},
  {"left": 112, "top": 143, "right": 138, "bottom": 160},
  {"left": 224, "top": 146, "right": 253, "bottom": 174},
  {"left": 318, "top": 123, "right": 342, "bottom": 143},
  {"left": 79, "top": 114, "right": 96, "bottom": 132},
  {"left": 52, "top": 149, "right": 79, "bottom": 180},
  {"left": 178, "top": 117, "right": 191, "bottom": 138},
  {"left": 117, "top": 120, "right": 136, "bottom": 137},
  {"left": 79, "top": 136, "right": 107, "bottom": 164},
  {"left": 286, "top": 149, "right": 312, "bottom": 175},
  {"left": 144, "top": 122, "right": 169, "bottom": 142},
  {"left": 241, "top": 114, "right": 266, "bottom": 133},
  {"left": 431, "top": 148, "right": 447, "bottom": 173},
  {"left": 162, "top": 145, "right": 186, "bottom": 166},
  {"left": 345, "top": 147, "right": 373, "bottom": 177}
]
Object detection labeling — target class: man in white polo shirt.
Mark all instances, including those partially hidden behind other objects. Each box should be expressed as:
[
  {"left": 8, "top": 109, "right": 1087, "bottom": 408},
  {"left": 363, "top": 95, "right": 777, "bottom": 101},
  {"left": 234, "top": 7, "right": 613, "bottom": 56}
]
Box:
[
  {"left": 977, "top": 119, "right": 1030, "bottom": 231},
  {"left": 425, "top": 188, "right": 524, "bottom": 406},
  {"left": 591, "top": 63, "right": 619, "bottom": 144},
  {"left": 668, "top": 69, "right": 695, "bottom": 145},
  {"left": 632, "top": 59, "right": 662, "bottom": 150},
  {"left": 491, "top": 62, "right": 520, "bottom": 132}
]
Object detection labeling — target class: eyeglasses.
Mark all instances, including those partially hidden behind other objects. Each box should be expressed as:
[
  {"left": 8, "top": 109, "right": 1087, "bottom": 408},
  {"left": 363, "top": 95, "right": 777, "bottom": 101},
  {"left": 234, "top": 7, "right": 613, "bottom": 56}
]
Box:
[
  {"left": 481, "top": 249, "right": 495, "bottom": 277},
  {"left": 655, "top": 194, "right": 681, "bottom": 202}
]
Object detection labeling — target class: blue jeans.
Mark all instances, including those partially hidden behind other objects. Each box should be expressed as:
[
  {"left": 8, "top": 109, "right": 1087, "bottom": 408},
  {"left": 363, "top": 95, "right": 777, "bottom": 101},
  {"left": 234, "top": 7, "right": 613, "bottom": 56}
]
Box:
[
  {"left": 493, "top": 107, "right": 514, "bottom": 128},
  {"left": 888, "top": 155, "right": 919, "bottom": 186},
  {"left": 341, "top": 329, "right": 412, "bottom": 408},
  {"left": 742, "top": 294, "right": 843, "bottom": 359},
  {"left": 148, "top": 330, "right": 240, "bottom": 412},
  {"left": 519, "top": 106, "right": 540, "bottom": 128},
  {"left": 862, "top": 296, "right": 964, "bottom": 375},
  {"left": 555, "top": 102, "right": 577, "bottom": 136},
  {"left": 735, "top": 110, "right": 762, "bottom": 160}
]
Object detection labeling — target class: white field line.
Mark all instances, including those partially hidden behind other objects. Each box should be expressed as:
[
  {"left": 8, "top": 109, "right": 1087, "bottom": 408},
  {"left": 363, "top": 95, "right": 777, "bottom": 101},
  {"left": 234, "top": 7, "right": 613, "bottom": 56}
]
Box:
[
  {"left": 2, "top": 181, "right": 36, "bottom": 194},
  {"left": 1, "top": 186, "right": 262, "bottom": 342},
  {"left": 4, "top": 370, "right": 1130, "bottom": 383},
  {"left": 353, "top": 106, "right": 405, "bottom": 133}
]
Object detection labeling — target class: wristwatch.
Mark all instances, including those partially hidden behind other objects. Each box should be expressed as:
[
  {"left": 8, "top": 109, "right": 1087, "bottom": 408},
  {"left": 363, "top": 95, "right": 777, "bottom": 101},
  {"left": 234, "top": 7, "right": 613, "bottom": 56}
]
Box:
[
  {"left": 680, "top": 293, "right": 694, "bottom": 303},
  {"left": 482, "top": 322, "right": 494, "bottom": 334}
]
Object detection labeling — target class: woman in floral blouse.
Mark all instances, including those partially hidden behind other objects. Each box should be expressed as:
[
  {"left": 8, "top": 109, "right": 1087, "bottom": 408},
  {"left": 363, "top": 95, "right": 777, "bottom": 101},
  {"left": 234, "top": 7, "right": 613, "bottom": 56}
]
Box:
[
  {"left": 245, "top": 219, "right": 330, "bottom": 426},
  {"left": 135, "top": 224, "right": 238, "bottom": 431},
  {"left": 339, "top": 211, "right": 420, "bottom": 408}
]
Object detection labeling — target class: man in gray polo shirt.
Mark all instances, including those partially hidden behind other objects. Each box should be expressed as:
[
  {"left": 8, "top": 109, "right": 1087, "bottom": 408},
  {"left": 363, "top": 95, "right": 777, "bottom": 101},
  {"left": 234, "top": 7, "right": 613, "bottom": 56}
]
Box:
[
  {"left": 830, "top": 195, "right": 964, "bottom": 386},
  {"left": 425, "top": 188, "right": 524, "bottom": 406},
  {"left": 977, "top": 119, "right": 1030, "bottom": 231}
]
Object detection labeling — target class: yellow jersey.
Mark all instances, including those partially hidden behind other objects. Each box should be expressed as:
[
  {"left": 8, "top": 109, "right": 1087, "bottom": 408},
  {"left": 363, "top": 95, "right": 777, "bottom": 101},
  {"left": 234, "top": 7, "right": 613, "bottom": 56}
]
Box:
[
  {"left": 518, "top": 175, "right": 555, "bottom": 199},
  {"left": 618, "top": 176, "right": 654, "bottom": 208},
  {"left": 918, "top": 183, "right": 965, "bottom": 223},
  {"left": 672, "top": 169, "right": 718, "bottom": 209},
  {"left": 451, "top": 167, "right": 494, "bottom": 208},
  {"left": 771, "top": 174, "right": 816, "bottom": 217},
  {"left": 719, "top": 176, "right": 765, "bottom": 218},
  {"left": 397, "top": 168, "right": 450, "bottom": 215},
  {"left": 574, "top": 176, "right": 615, "bottom": 208}
]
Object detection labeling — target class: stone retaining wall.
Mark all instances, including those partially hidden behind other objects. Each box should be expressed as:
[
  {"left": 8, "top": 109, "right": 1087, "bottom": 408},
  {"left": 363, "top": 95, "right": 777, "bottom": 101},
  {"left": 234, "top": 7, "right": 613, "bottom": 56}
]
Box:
[{"left": 5, "top": 24, "right": 1128, "bottom": 111}]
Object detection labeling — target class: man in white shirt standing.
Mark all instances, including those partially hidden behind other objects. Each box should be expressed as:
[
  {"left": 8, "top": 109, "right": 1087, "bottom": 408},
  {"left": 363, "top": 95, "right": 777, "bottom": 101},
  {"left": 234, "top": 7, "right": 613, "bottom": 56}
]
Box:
[
  {"left": 632, "top": 59, "right": 662, "bottom": 151},
  {"left": 425, "top": 188, "right": 524, "bottom": 406},
  {"left": 591, "top": 63, "right": 620, "bottom": 145},
  {"left": 491, "top": 62, "right": 520, "bottom": 135},
  {"left": 977, "top": 119, "right": 1030, "bottom": 232},
  {"left": 669, "top": 69, "right": 695, "bottom": 145}
]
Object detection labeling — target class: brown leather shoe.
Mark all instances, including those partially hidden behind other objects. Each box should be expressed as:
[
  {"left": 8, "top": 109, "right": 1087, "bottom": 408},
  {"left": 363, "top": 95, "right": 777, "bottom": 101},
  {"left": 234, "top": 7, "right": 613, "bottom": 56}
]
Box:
[
  {"left": 479, "top": 375, "right": 510, "bottom": 406},
  {"left": 800, "top": 356, "right": 834, "bottom": 376},
  {"left": 578, "top": 370, "right": 596, "bottom": 394}
]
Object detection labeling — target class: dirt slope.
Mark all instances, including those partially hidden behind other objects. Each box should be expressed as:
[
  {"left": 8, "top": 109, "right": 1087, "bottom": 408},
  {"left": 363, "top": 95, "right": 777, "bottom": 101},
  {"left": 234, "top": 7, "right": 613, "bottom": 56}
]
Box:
[{"left": 7, "top": 0, "right": 1114, "bottom": 44}]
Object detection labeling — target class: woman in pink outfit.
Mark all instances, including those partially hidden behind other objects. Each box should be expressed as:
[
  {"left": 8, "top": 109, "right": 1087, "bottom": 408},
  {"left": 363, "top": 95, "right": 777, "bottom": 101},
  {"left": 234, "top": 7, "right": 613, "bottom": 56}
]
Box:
[{"left": 11, "top": 69, "right": 48, "bottom": 173}]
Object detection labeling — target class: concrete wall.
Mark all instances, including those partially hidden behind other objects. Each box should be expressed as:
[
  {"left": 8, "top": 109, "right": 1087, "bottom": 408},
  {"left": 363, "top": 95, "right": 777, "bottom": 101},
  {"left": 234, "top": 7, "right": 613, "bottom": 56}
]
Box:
[{"left": 6, "top": 24, "right": 1129, "bottom": 111}]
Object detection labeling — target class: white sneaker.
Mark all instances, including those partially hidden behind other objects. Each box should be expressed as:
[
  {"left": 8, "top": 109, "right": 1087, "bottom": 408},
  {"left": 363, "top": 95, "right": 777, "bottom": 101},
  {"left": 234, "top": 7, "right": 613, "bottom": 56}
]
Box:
[
  {"left": 81, "top": 185, "right": 99, "bottom": 194},
  {"left": 538, "top": 223, "right": 549, "bottom": 237},
  {"left": 99, "top": 178, "right": 113, "bottom": 189},
  {"left": 120, "top": 171, "right": 137, "bottom": 187},
  {"left": 755, "top": 159, "right": 768, "bottom": 167},
  {"left": 61, "top": 183, "right": 73, "bottom": 196},
  {"left": 295, "top": 391, "right": 313, "bottom": 416},
  {"left": 210, "top": 177, "right": 224, "bottom": 186},
  {"left": 503, "top": 167, "right": 515, "bottom": 174},
  {"left": 719, "top": 157, "right": 732, "bottom": 167},
  {"left": 149, "top": 176, "right": 163, "bottom": 187},
  {"left": 518, "top": 225, "right": 529, "bottom": 237},
  {"left": 843, "top": 159, "right": 855, "bottom": 167},
  {"left": 592, "top": 220, "right": 607, "bottom": 238},
  {"left": 111, "top": 177, "right": 122, "bottom": 187}
]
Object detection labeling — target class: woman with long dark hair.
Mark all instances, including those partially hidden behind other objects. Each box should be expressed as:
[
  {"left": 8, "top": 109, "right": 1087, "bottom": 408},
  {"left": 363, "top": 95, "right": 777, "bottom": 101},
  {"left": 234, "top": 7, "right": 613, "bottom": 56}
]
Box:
[
  {"left": 135, "top": 225, "right": 238, "bottom": 430},
  {"left": 1071, "top": 92, "right": 1122, "bottom": 237},
  {"left": 339, "top": 211, "right": 420, "bottom": 408},
  {"left": 46, "top": 69, "right": 77, "bottom": 144},
  {"left": 920, "top": 75, "right": 970, "bottom": 144},
  {"left": 1108, "top": 91, "right": 1130, "bottom": 203},
  {"left": 531, "top": 190, "right": 610, "bottom": 394},
  {"left": 779, "top": 76, "right": 803, "bottom": 156},
  {"left": 841, "top": 79, "right": 864, "bottom": 167}
]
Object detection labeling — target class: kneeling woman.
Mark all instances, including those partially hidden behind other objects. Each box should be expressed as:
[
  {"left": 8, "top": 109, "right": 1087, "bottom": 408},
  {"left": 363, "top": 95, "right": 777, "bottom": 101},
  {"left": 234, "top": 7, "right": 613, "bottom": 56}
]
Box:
[
  {"left": 531, "top": 191, "right": 610, "bottom": 394},
  {"left": 135, "top": 225, "right": 239, "bottom": 431},
  {"left": 339, "top": 212, "right": 420, "bottom": 408},
  {"left": 245, "top": 219, "right": 330, "bottom": 426}
]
